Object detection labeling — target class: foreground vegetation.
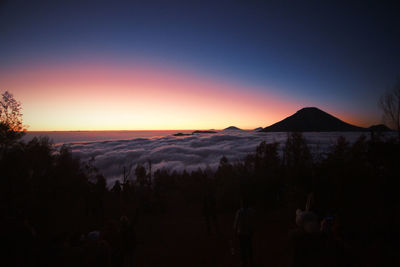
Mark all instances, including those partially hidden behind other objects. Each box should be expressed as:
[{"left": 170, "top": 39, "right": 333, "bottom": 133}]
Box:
[{"left": 1, "top": 127, "right": 399, "bottom": 266}]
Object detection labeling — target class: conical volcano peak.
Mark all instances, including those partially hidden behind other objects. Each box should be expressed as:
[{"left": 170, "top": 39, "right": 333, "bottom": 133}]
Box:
[
  {"left": 296, "top": 107, "right": 326, "bottom": 114},
  {"left": 261, "top": 107, "right": 366, "bottom": 132}
]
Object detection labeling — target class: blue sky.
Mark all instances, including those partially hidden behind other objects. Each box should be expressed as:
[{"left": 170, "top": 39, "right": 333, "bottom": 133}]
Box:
[{"left": 1, "top": 0, "right": 400, "bottom": 128}]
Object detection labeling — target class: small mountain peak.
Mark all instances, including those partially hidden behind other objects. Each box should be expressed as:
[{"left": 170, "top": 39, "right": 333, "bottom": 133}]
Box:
[
  {"left": 368, "top": 124, "right": 392, "bottom": 132},
  {"left": 223, "top": 126, "right": 241, "bottom": 131}
]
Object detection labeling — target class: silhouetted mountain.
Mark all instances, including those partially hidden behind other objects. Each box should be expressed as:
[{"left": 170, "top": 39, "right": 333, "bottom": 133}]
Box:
[
  {"left": 261, "top": 107, "right": 366, "bottom": 132},
  {"left": 368, "top": 124, "right": 392, "bottom": 132},
  {"left": 253, "top": 127, "right": 263, "bottom": 131},
  {"left": 223, "top": 126, "right": 241, "bottom": 131},
  {"left": 192, "top": 130, "right": 217, "bottom": 134},
  {"left": 173, "top": 132, "right": 192, "bottom": 136}
]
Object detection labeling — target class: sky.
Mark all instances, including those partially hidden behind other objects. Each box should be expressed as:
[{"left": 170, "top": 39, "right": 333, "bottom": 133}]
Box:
[{"left": 1, "top": 0, "right": 399, "bottom": 130}]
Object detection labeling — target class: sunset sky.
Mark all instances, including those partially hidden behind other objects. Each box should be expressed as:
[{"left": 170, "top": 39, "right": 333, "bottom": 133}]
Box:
[{"left": 1, "top": 0, "right": 399, "bottom": 131}]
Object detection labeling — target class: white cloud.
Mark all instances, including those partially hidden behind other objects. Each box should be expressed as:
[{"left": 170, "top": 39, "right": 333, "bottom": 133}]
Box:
[{"left": 55, "top": 131, "right": 374, "bottom": 185}]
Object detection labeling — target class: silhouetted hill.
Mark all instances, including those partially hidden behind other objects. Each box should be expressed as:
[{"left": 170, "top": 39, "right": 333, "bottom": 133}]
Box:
[
  {"left": 192, "top": 130, "right": 217, "bottom": 134},
  {"left": 368, "top": 124, "right": 392, "bottom": 132},
  {"left": 261, "top": 107, "right": 366, "bottom": 132},
  {"left": 223, "top": 126, "right": 241, "bottom": 131},
  {"left": 253, "top": 127, "right": 263, "bottom": 131},
  {"left": 173, "top": 132, "right": 192, "bottom": 136}
]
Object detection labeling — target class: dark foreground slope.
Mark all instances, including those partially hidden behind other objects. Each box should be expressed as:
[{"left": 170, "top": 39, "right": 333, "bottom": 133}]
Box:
[
  {"left": 2, "top": 132, "right": 399, "bottom": 266},
  {"left": 261, "top": 107, "right": 366, "bottom": 132}
]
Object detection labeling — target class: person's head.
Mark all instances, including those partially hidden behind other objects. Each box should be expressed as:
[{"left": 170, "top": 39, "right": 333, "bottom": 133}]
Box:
[{"left": 87, "top": 231, "right": 100, "bottom": 242}]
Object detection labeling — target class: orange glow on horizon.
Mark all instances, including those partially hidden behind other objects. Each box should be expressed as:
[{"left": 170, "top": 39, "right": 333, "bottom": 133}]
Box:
[{"left": 0, "top": 60, "right": 369, "bottom": 130}]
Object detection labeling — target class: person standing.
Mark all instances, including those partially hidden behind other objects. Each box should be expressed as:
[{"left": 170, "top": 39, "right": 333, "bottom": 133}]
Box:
[{"left": 234, "top": 198, "right": 255, "bottom": 267}]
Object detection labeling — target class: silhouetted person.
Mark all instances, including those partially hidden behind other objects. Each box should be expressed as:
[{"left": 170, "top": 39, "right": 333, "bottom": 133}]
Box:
[
  {"left": 295, "top": 193, "right": 320, "bottom": 234},
  {"left": 290, "top": 193, "right": 326, "bottom": 267},
  {"left": 234, "top": 198, "right": 255, "bottom": 267},
  {"left": 84, "top": 229, "right": 111, "bottom": 267}
]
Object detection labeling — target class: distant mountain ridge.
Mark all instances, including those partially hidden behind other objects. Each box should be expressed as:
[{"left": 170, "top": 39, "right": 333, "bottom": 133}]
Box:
[
  {"left": 261, "top": 107, "right": 367, "bottom": 132},
  {"left": 368, "top": 124, "right": 392, "bottom": 132},
  {"left": 192, "top": 130, "right": 217, "bottom": 134}
]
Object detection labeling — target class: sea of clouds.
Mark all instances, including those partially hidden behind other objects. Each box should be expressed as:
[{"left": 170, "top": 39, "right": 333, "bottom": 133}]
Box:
[{"left": 60, "top": 131, "right": 373, "bottom": 185}]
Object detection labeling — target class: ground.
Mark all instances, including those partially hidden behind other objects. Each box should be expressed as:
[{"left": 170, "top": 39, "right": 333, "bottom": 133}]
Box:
[{"left": 133, "top": 193, "right": 293, "bottom": 267}]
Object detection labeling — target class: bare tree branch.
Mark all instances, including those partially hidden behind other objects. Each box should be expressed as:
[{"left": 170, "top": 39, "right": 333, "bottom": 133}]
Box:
[{"left": 379, "top": 78, "right": 400, "bottom": 141}]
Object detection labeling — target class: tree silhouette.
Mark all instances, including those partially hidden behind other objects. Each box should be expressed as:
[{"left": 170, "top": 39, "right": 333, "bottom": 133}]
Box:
[
  {"left": 379, "top": 77, "right": 400, "bottom": 140},
  {"left": 135, "top": 163, "right": 147, "bottom": 186},
  {"left": 0, "top": 91, "right": 26, "bottom": 145}
]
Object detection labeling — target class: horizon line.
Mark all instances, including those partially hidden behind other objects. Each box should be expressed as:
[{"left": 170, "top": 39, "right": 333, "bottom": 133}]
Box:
[{"left": 25, "top": 128, "right": 256, "bottom": 132}]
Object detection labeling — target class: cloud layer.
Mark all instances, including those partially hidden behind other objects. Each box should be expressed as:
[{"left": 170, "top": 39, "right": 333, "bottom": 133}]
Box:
[{"left": 59, "top": 131, "right": 370, "bottom": 185}]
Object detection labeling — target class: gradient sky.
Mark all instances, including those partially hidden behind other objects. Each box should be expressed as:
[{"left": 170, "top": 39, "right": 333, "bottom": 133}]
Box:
[{"left": 1, "top": 0, "right": 399, "bottom": 130}]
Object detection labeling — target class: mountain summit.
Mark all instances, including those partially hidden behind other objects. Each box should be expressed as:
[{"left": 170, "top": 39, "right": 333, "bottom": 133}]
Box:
[
  {"left": 223, "top": 126, "right": 242, "bottom": 131},
  {"left": 260, "top": 107, "right": 366, "bottom": 132}
]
